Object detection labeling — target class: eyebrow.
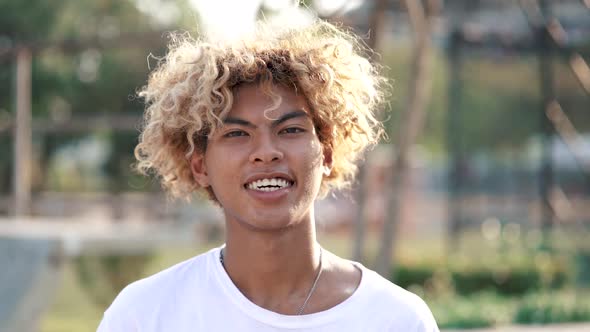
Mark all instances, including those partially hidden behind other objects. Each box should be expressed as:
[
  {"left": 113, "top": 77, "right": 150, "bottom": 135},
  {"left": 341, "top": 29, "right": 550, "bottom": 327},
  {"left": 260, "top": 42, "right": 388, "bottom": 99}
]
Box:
[{"left": 223, "top": 110, "right": 309, "bottom": 128}]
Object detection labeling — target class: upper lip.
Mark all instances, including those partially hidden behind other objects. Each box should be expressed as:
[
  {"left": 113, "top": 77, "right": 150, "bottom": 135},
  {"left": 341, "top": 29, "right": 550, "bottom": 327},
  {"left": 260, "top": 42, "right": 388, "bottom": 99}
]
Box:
[{"left": 243, "top": 172, "right": 295, "bottom": 187}]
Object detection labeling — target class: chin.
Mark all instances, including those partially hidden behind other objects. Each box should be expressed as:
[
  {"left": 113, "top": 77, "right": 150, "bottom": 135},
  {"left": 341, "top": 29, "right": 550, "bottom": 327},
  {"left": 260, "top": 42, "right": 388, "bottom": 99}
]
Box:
[
  {"left": 241, "top": 221, "right": 295, "bottom": 233},
  {"left": 236, "top": 213, "right": 300, "bottom": 233}
]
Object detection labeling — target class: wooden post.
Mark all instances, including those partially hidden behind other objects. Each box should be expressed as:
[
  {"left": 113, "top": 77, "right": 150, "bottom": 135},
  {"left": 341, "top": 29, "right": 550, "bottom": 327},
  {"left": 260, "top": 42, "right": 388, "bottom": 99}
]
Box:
[
  {"left": 352, "top": 0, "right": 389, "bottom": 263},
  {"left": 14, "top": 47, "right": 32, "bottom": 216},
  {"left": 375, "top": 0, "right": 440, "bottom": 277}
]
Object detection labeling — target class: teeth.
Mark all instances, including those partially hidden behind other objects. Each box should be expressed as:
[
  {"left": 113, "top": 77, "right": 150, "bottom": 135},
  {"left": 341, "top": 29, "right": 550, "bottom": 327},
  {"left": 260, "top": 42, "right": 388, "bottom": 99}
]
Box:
[{"left": 246, "top": 178, "right": 292, "bottom": 191}]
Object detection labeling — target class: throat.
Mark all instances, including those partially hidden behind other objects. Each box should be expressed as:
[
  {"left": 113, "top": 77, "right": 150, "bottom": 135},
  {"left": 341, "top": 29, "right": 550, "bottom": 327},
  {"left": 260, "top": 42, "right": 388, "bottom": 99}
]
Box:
[{"left": 219, "top": 246, "right": 323, "bottom": 315}]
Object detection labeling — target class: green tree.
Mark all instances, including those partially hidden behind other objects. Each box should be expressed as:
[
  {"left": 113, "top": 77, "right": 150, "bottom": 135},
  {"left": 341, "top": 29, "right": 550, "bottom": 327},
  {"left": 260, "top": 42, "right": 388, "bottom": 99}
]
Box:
[{"left": 0, "top": 0, "right": 198, "bottom": 195}]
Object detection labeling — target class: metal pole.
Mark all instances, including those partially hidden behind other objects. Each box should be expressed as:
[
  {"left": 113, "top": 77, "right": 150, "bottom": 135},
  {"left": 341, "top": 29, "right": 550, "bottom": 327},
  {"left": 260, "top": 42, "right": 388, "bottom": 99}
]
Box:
[{"left": 538, "top": 0, "right": 555, "bottom": 237}]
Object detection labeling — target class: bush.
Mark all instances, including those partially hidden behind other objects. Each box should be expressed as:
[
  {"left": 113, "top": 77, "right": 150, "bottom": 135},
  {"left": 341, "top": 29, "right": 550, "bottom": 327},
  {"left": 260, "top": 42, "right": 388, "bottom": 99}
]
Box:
[
  {"left": 514, "top": 291, "right": 590, "bottom": 324},
  {"left": 392, "top": 259, "right": 571, "bottom": 296},
  {"left": 394, "top": 265, "right": 435, "bottom": 290},
  {"left": 428, "top": 289, "right": 590, "bottom": 328},
  {"left": 428, "top": 292, "right": 515, "bottom": 329},
  {"left": 451, "top": 266, "right": 540, "bottom": 295}
]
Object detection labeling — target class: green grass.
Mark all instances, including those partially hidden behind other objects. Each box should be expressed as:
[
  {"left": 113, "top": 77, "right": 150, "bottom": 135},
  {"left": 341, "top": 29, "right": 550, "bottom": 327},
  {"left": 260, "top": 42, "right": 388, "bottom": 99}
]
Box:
[{"left": 42, "top": 261, "right": 104, "bottom": 332}]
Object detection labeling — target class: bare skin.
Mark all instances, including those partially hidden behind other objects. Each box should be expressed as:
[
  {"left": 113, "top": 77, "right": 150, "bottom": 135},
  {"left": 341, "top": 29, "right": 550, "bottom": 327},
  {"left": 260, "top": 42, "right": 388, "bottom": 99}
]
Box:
[{"left": 190, "top": 83, "right": 361, "bottom": 315}]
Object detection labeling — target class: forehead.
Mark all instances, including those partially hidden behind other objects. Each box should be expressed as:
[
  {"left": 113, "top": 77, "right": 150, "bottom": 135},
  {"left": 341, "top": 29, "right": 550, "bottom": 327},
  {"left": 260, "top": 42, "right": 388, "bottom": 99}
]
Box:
[{"left": 230, "top": 83, "right": 311, "bottom": 118}]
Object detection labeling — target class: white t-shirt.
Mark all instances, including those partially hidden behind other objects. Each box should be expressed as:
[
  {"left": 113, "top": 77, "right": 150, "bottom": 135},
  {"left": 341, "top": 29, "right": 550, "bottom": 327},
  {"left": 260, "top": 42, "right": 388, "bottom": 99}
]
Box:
[{"left": 97, "top": 247, "right": 439, "bottom": 331}]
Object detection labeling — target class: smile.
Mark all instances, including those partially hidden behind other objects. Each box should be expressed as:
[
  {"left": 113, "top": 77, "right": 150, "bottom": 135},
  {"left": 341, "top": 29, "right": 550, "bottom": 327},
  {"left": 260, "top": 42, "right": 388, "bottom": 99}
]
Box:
[{"left": 245, "top": 178, "right": 294, "bottom": 192}]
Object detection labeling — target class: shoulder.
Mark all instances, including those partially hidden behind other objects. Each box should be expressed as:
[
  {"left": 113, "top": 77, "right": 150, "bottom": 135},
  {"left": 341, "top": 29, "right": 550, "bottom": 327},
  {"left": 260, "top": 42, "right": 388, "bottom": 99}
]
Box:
[
  {"left": 113, "top": 248, "right": 212, "bottom": 306},
  {"left": 355, "top": 264, "right": 439, "bottom": 331},
  {"left": 97, "top": 247, "right": 218, "bottom": 330}
]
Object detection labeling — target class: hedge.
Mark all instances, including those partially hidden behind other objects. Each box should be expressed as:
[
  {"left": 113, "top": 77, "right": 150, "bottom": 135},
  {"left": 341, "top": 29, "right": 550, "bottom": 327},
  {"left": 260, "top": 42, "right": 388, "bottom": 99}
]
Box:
[{"left": 393, "top": 259, "right": 571, "bottom": 296}]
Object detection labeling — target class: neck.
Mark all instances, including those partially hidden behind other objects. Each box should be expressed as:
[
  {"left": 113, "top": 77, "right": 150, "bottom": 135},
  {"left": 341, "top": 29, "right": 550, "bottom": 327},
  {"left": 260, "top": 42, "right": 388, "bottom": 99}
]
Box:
[{"left": 221, "top": 214, "right": 321, "bottom": 314}]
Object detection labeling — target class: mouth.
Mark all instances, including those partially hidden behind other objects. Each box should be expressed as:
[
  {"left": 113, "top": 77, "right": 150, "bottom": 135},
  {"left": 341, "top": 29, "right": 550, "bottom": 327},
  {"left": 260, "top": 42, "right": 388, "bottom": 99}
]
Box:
[{"left": 244, "top": 177, "right": 295, "bottom": 192}]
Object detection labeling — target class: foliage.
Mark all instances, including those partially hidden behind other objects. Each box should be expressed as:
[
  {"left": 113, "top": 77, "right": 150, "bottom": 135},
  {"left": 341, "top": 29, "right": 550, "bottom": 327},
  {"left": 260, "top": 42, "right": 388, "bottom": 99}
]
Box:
[
  {"left": 455, "top": 266, "right": 540, "bottom": 295},
  {"left": 575, "top": 250, "right": 590, "bottom": 287},
  {"left": 429, "top": 292, "right": 515, "bottom": 328},
  {"left": 0, "top": 0, "right": 194, "bottom": 193},
  {"left": 393, "top": 256, "right": 572, "bottom": 296},
  {"left": 2, "top": 0, "right": 589, "bottom": 195},
  {"left": 379, "top": 46, "right": 590, "bottom": 157},
  {"left": 429, "top": 289, "right": 590, "bottom": 329},
  {"left": 395, "top": 264, "right": 434, "bottom": 291},
  {"left": 514, "top": 291, "right": 590, "bottom": 324}
]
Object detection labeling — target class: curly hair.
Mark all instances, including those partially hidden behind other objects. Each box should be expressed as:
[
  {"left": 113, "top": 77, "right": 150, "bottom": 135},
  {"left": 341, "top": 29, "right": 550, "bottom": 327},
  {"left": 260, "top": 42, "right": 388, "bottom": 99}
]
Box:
[{"left": 135, "top": 20, "right": 389, "bottom": 200}]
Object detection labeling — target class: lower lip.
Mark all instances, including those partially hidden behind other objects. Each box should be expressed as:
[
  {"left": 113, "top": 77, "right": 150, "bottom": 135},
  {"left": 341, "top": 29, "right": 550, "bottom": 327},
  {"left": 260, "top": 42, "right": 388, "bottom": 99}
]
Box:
[{"left": 245, "top": 185, "right": 293, "bottom": 202}]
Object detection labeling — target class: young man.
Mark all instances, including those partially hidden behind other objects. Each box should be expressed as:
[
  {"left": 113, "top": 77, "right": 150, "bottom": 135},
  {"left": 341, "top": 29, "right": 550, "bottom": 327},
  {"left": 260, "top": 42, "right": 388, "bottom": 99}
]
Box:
[{"left": 97, "top": 20, "right": 439, "bottom": 331}]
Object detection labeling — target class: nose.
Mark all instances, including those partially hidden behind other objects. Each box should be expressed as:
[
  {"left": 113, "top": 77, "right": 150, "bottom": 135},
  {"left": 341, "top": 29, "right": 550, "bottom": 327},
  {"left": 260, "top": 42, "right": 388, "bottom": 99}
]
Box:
[{"left": 248, "top": 133, "right": 284, "bottom": 164}]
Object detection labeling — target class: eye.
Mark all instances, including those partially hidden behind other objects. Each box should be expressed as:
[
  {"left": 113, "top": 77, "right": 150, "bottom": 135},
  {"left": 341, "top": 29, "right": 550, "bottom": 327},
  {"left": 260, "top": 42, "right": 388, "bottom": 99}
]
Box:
[
  {"left": 280, "top": 127, "right": 305, "bottom": 134},
  {"left": 224, "top": 130, "right": 248, "bottom": 138}
]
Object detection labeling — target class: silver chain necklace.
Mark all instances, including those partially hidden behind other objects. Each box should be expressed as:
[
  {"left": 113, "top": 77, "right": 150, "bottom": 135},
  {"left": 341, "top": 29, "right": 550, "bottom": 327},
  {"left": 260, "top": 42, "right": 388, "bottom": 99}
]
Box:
[{"left": 219, "top": 247, "right": 323, "bottom": 315}]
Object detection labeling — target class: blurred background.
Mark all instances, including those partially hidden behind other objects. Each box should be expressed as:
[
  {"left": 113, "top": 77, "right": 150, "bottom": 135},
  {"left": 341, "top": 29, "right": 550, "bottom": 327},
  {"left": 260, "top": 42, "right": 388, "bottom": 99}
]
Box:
[{"left": 1, "top": 0, "right": 589, "bottom": 331}]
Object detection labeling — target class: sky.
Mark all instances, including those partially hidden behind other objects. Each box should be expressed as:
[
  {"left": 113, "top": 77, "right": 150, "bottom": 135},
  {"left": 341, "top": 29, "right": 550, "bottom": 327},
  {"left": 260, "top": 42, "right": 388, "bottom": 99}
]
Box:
[
  {"left": 133, "top": 0, "right": 364, "bottom": 41},
  {"left": 189, "top": 0, "right": 363, "bottom": 41}
]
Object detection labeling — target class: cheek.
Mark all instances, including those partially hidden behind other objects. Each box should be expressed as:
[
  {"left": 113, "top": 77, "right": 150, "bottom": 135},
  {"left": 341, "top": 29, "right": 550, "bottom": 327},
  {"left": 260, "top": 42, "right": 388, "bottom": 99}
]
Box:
[
  {"left": 205, "top": 150, "right": 240, "bottom": 189},
  {"left": 299, "top": 140, "right": 325, "bottom": 175},
  {"left": 312, "top": 140, "right": 325, "bottom": 164}
]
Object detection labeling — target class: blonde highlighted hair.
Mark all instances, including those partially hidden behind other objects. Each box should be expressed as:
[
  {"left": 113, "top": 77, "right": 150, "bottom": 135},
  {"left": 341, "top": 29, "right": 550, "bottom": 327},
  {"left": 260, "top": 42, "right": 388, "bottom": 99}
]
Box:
[{"left": 135, "top": 20, "right": 389, "bottom": 200}]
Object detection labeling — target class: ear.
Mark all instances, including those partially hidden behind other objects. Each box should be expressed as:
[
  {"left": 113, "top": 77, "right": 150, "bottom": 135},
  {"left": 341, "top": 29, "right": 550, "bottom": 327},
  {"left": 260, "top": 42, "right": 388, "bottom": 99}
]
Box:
[
  {"left": 190, "top": 152, "right": 210, "bottom": 187},
  {"left": 322, "top": 147, "right": 333, "bottom": 177}
]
